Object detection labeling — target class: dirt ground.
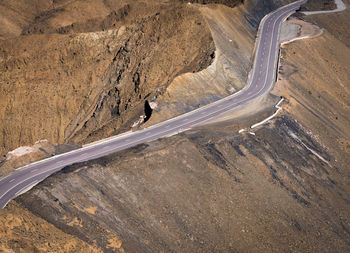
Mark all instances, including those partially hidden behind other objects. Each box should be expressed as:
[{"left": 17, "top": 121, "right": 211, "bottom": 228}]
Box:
[
  {"left": 0, "top": 0, "right": 215, "bottom": 157},
  {"left": 1, "top": 0, "right": 350, "bottom": 252}
]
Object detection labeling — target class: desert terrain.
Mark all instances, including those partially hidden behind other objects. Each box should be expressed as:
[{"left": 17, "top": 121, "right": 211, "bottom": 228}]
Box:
[{"left": 0, "top": 0, "right": 349, "bottom": 252}]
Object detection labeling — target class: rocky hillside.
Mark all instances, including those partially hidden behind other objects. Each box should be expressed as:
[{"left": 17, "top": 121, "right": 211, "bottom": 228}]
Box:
[
  {"left": 147, "top": 0, "right": 295, "bottom": 126},
  {"left": 300, "top": 0, "right": 337, "bottom": 11},
  {"left": 0, "top": 0, "right": 297, "bottom": 157},
  {"left": 8, "top": 105, "right": 350, "bottom": 252},
  {"left": 1, "top": 0, "right": 350, "bottom": 252},
  {"left": 182, "top": 0, "right": 243, "bottom": 7},
  {"left": 0, "top": 0, "right": 215, "bottom": 156}
]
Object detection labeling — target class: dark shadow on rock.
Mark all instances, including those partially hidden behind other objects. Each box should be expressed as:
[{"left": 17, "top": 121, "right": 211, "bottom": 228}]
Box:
[{"left": 144, "top": 100, "right": 153, "bottom": 123}]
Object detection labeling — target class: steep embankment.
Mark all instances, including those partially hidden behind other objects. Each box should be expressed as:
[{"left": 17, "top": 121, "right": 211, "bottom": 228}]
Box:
[
  {"left": 145, "top": 3, "right": 256, "bottom": 126},
  {"left": 12, "top": 112, "right": 350, "bottom": 252},
  {"left": 146, "top": 0, "right": 296, "bottom": 126},
  {"left": 273, "top": 0, "right": 350, "bottom": 173},
  {"left": 0, "top": 201, "right": 102, "bottom": 252},
  {"left": 0, "top": 1, "right": 215, "bottom": 157},
  {"left": 6, "top": 0, "right": 350, "bottom": 252},
  {"left": 0, "top": 0, "right": 61, "bottom": 40},
  {"left": 300, "top": 0, "right": 337, "bottom": 11},
  {"left": 0, "top": 0, "right": 294, "bottom": 158},
  {"left": 1, "top": 0, "right": 349, "bottom": 252}
]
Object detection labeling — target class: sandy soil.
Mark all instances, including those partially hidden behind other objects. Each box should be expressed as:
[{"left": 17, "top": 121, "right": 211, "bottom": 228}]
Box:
[{"left": 0, "top": 201, "right": 103, "bottom": 252}]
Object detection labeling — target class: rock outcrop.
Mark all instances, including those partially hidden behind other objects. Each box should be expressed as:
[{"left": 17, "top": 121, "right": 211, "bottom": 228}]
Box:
[
  {"left": 1, "top": 0, "right": 349, "bottom": 252},
  {"left": 0, "top": 1, "right": 215, "bottom": 155}
]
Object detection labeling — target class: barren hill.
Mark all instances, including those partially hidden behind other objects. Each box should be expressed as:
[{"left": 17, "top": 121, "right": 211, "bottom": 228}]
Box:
[{"left": 1, "top": 0, "right": 350, "bottom": 252}]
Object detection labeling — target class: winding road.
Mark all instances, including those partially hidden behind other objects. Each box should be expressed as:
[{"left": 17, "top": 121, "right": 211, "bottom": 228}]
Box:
[{"left": 0, "top": 0, "right": 308, "bottom": 209}]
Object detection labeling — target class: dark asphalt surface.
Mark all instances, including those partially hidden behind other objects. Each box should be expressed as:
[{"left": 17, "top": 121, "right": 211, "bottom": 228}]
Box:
[{"left": 0, "top": 0, "right": 307, "bottom": 209}]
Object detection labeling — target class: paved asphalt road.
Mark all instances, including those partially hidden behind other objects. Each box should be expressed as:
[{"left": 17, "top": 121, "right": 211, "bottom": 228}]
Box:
[{"left": 0, "top": 0, "right": 307, "bottom": 209}]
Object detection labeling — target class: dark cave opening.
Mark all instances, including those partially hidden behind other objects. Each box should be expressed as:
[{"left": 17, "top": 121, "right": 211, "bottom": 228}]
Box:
[{"left": 144, "top": 100, "right": 153, "bottom": 123}]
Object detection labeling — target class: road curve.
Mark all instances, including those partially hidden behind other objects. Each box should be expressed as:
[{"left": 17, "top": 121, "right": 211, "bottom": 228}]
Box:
[{"left": 0, "top": 0, "right": 307, "bottom": 209}]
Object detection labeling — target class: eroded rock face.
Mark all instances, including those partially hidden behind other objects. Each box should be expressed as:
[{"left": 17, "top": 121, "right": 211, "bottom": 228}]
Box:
[
  {"left": 15, "top": 114, "right": 350, "bottom": 252},
  {"left": 0, "top": 0, "right": 294, "bottom": 155},
  {"left": 300, "top": 0, "right": 337, "bottom": 11},
  {"left": 180, "top": 0, "right": 243, "bottom": 8},
  {"left": 145, "top": 0, "right": 297, "bottom": 126},
  {"left": 0, "top": 1, "right": 215, "bottom": 155},
  {"left": 0, "top": 201, "right": 102, "bottom": 252},
  {"left": 2, "top": 0, "right": 350, "bottom": 252}
]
